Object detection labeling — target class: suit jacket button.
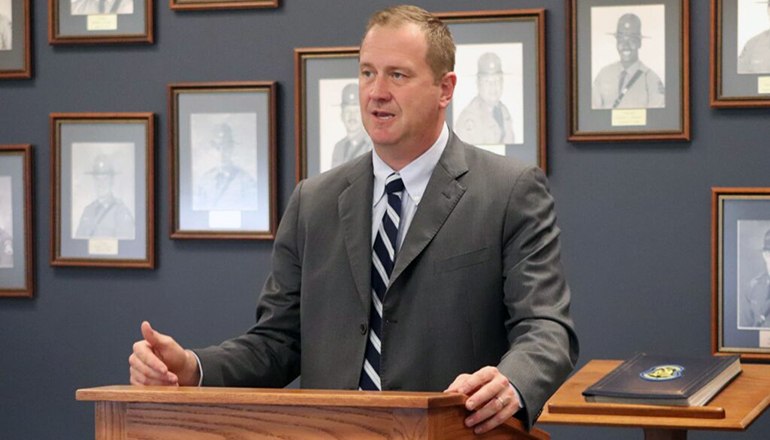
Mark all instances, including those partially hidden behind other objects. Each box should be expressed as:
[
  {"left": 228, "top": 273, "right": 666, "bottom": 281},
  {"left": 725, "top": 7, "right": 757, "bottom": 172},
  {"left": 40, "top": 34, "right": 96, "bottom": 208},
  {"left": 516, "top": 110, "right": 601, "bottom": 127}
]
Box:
[{"left": 360, "top": 323, "right": 368, "bottom": 335}]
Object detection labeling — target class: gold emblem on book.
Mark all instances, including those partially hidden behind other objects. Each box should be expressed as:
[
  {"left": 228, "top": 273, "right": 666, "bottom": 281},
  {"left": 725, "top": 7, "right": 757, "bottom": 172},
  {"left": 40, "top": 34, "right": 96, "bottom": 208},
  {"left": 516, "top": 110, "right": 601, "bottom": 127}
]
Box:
[{"left": 640, "top": 365, "right": 684, "bottom": 381}]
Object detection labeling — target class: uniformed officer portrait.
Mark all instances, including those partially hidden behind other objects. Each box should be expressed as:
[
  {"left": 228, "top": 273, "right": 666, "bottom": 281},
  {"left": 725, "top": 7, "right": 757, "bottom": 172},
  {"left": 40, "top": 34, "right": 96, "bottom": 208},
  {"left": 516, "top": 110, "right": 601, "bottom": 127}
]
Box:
[
  {"left": 0, "top": 176, "right": 12, "bottom": 269},
  {"left": 71, "top": 143, "right": 136, "bottom": 241},
  {"left": 191, "top": 115, "right": 259, "bottom": 212},
  {"left": 74, "top": 155, "right": 135, "bottom": 240},
  {"left": 331, "top": 83, "right": 373, "bottom": 169},
  {"left": 737, "top": 0, "right": 770, "bottom": 74},
  {"left": 739, "top": 227, "right": 770, "bottom": 329},
  {"left": 70, "top": 0, "right": 133, "bottom": 15},
  {"left": 0, "top": 0, "right": 11, "bottom": 51},
  {"left": 318, "top": 79, "right": 373, "bottom": 173},
  {"left": 452, "top": 43, "right": 523, "bottom": 151},
  {"left": 590, "top": 6, "right": 666, "bottom": 110}
]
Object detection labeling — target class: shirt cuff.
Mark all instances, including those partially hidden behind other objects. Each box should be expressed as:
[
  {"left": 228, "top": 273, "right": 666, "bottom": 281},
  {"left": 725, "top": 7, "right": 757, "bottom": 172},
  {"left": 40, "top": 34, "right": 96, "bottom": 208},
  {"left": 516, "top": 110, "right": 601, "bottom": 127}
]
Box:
[
  {"left": 509, "top": 381, "right": 524, "bottom": 412},
  {"left": 190, "top": 350, "right": 204, "bottom": 387}
]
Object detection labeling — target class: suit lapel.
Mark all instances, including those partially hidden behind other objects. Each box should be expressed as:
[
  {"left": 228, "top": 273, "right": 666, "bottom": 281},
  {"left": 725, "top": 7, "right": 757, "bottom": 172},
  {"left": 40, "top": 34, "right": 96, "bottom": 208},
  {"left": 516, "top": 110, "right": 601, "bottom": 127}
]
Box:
[
  {"left": 338, "top": 156, "right": 374, "bottom": 312},
  {"left": 389, "top": 133, "right": 469, "bottom": 286}
]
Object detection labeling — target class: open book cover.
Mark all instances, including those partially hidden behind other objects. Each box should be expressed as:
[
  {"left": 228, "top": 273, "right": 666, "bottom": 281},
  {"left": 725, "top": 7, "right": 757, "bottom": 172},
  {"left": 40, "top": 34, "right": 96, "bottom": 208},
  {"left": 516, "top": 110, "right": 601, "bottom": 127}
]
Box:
[{"left": 582, "top": 352, "right": 741, "bottom": 406}]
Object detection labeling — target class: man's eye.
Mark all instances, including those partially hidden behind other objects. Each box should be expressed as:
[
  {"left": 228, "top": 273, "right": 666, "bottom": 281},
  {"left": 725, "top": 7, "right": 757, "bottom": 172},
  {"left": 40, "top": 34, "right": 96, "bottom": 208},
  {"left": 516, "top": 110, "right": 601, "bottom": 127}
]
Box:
[{"left": 393, "top": 72, "right": 405, "bottom": 79}]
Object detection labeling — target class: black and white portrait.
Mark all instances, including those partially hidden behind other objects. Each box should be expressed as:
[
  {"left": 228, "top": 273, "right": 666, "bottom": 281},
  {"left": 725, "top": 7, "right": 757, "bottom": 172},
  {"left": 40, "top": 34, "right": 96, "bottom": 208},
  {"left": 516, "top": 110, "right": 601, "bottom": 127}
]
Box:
[
  {"left": 191, "top": 113, "right": 259, "bottom": 212},
  {"left": 453, "top": 43, "right": 523, "bottom": 155},
  {"left": 70, "top": 0, "right": 134, "bottom": 15},
  {"left": 738, "top": 221, "right": 770, "bottom": 329},
  {"left": 71, "top": 143, "right": 136, "bottom": 240},
  {"left": 318, "top": 79, "right": 372, "bottom": 173},
  {"left": 0, "top": 0, "right": 11, "bottom": 51},
  {"left": 590, "top": 4, "right": 666, "bottom": 110},
  {"left": 0, "top": 176, "right": 12, "bottom": 268},
  {"left": 737, "top": 0, "right": 770, "bottom": 74}
]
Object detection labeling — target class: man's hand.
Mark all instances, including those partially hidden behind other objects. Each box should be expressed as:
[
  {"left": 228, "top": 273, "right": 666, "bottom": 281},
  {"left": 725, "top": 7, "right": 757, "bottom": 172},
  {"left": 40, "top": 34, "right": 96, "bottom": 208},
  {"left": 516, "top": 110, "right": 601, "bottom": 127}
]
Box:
[
  {"left": 128, "top": 321, "right": 200, "bottom": 386},
  {"left": 444, "top": 366, "right": 520, "bottom": 435}
]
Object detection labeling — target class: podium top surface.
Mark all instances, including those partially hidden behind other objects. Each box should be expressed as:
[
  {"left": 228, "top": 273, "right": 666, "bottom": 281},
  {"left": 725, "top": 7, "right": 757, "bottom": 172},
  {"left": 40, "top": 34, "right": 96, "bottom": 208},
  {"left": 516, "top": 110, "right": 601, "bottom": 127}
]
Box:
[
  {"left": 76, "top": 386, "right": 467, "bottom": 409},
  {"left": 538, "top": 359, "right": 770, "bottom": 431}
]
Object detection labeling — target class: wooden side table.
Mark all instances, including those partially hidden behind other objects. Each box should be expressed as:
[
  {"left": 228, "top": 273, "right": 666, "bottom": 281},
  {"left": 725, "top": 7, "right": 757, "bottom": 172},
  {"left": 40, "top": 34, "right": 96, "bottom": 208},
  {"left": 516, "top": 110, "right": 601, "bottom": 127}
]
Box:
[{"left": 538, "top": 360, "right": 770, "bottom": 440}]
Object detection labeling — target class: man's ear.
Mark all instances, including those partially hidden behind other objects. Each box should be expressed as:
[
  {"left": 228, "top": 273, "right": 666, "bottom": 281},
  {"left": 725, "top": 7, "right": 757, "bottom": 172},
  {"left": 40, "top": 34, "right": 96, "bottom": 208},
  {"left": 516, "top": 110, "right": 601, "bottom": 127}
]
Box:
[{"left": 439, "top": 72, "right": 457, "bottom": 109}]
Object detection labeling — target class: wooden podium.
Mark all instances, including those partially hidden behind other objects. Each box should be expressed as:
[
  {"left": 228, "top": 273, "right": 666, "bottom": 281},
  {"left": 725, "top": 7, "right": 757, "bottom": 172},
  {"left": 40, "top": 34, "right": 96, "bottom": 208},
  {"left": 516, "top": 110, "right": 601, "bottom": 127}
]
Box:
[
  {"left": 76, "top": 386, "right": 549, "bottom": 440},
  {"left": 538, "top": 360, "right": 770, "bottom": 440}
]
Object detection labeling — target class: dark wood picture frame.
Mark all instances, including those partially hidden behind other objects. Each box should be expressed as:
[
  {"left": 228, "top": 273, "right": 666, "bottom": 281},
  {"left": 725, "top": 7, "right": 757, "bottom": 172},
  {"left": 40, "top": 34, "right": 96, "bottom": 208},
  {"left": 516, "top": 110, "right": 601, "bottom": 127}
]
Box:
[
  {"left": 294, "top": 46, "right": 359, "bottom": 183},
  {"left": 48, "top": 0, "right": 153, "bottom": 45},
  {"left": 50, "top": 113, "right": 155, "bottom": 268},
  {"left": 710, "top": 0, "right": 770, "bottom": 108},
  {"left": 168, "top": 82, "right": 278, "bottom": 240},
  {"left": 295, "top": 9, "right": 548, "bottom": 182},
  {"left": 437, "top": 9, "right": 548, "bottom": 173},
  {"left": 0, "top": 144, "right": 34, "bottom": 298},
  {"left": 0, "top": 0, "right": 32, "bottom": 79},
  {"left": 567, "top": 0, "right": 691, "bottom": 142},
  {"left": 169, "top": 0, "right": 277, "bottom": 11},
  {"left": 712, "top": 187, "right": 770, "bottom": 361}
]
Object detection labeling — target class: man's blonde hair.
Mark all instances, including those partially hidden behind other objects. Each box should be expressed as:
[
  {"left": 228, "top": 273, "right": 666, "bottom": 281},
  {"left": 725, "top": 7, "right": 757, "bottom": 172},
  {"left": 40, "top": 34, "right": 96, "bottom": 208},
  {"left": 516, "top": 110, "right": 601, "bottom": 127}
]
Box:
[{"left": 363, "top": 5, "right": 455, "bottom": 84}]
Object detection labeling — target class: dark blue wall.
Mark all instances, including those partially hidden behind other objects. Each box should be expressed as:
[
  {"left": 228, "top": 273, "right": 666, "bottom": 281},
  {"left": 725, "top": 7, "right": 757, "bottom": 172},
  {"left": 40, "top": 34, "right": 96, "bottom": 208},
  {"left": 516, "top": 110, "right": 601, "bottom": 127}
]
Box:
[{"left": 1, "top": 1, "right": 769, "bottom": 439}]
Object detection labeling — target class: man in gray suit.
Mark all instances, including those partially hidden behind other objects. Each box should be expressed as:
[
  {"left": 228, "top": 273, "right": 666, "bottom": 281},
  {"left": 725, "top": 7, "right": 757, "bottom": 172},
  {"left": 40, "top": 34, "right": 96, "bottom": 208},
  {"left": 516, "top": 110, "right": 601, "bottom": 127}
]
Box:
[{"left": 129, "top": 5, "right": 577, "bottom": 434}]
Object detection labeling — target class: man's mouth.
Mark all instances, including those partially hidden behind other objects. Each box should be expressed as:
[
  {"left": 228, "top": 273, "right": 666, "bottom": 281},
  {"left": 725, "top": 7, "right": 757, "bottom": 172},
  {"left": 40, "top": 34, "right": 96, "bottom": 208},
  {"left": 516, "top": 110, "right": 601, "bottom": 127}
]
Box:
[{"left": 372, "top": 110, "right": 395, "bottom": 120}]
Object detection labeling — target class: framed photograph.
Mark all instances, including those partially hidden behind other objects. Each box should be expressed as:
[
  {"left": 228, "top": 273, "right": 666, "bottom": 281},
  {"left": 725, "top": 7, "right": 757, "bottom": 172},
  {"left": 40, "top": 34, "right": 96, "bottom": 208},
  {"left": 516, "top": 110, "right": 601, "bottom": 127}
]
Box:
[
  {"left": 0, "top": 144, "right": 33, "bottom": 297},
  {"left": 295, "top": 10, "right": 547, "bottom": 181},
  {"left": 0, "top": 0, "right": 31, "bottom": 79},
  {"left": 713, "top": 187, "right": 770, "bottom": 361},
  {"left": 48, "top": 0, "right": 153, "bottom": 44},
  {"left": 50, "top": 113, "right": 155, "bottom": 268},
  {"left": 295, "top": 47, "right": 363, "bottom": 181},
  {"left": 169, "top": 82, "right": 277, "bottom": 240},
  {"left": 711, "top": 0, "right": 770, "bottom": 107},
  {"left": 169, "top": 0, "right": 277, "bottom": 11},
  {"left": 567, "top": 0, "right": 690, "bottom": 142},
  {"left": 440, "top": 9, "right": 547, "bottom": 172}
]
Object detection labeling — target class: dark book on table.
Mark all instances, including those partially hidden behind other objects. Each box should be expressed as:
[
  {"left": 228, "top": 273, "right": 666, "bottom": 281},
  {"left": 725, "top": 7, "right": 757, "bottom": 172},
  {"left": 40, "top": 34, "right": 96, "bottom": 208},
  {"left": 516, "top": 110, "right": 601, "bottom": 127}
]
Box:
[{"left": 582, "top": 352, "right": 742, "bottom": 406}]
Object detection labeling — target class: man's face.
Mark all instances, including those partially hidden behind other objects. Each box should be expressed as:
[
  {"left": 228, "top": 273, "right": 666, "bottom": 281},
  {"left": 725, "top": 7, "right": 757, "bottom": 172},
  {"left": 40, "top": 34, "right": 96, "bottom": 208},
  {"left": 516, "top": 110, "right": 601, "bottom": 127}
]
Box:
[
  {"left": 211, "top": 140, "right": 234, "bottom": 167},
  {"left": 358, "top": 23, "right": 453, "bottom": 151},
  {"left": 94, "top": 174, "right": 113, "bottom": 199},
  {"left": 341, "top": 104, "right": 363, "bottom": 135},
  {"left": 616, "top": 35, "right": 641, "bottom": 65},
  {"left": 478, "top": 74, "right": 503, "bottom": 105}
]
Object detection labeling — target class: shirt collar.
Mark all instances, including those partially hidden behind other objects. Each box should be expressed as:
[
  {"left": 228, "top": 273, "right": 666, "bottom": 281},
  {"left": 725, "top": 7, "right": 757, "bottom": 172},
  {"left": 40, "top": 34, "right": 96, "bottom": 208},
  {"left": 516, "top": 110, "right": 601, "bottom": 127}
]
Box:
[
  {"left": 621, "top": 60, "right": 642, "bottom": 75},
  {"left": 372, "top": 122, "right": 449, "bottom": 207}
]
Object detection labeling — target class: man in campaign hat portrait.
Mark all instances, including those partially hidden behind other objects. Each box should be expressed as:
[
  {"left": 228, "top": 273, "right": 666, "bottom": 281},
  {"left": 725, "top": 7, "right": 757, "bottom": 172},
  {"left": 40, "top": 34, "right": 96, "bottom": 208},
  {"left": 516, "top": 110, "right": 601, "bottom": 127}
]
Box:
[
  {"left": 75, "top": 155, "right": 135, "bottom": 240},
  {"left": 0, "top": 0, "right": 11, "bottom": 51},
  {"left": 741, "top": 229, "right": 770, "bottom": 328},
  {"left": 738, "top": 1, "right": 770, "bottom": 74},
  {"left": 331, "top": 83, "right": 373, "bottom": 169},
  {"left": 0, "top": 225, "right": 11, "bottom": 268},
  {"left": 193, "top": 122, "right": 258, "bottom": 211},
  {"left": 454, "top": 52, "right": 515, "bottom": 145},
  {"left": 591, "top": 12, "right": 665, "bottom": 109},
  {"left": 0, "top": 178, "right": 11, "bottom": 268}
]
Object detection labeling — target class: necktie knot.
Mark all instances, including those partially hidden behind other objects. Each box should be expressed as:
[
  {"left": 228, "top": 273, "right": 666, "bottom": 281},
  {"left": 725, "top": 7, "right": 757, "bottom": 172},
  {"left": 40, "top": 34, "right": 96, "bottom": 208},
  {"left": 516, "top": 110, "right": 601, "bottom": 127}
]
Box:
[{"left": 385, "top": 173, "right": 404, "bottom": 195}]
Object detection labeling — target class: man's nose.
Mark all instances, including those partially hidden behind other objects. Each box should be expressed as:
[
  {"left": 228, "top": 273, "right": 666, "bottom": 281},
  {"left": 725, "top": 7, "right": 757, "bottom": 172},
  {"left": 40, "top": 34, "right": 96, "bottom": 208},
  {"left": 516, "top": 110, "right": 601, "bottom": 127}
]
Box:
[{"left": 368, "top": 75, "right": 391, "bottom": 100}]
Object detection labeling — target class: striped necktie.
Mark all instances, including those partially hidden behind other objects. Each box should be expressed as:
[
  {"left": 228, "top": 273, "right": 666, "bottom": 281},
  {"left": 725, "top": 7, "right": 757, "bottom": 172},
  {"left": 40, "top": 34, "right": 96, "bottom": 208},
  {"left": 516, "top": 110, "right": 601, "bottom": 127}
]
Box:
[{"left": 359, "top": 173, "right": 404, "bottom": 391}]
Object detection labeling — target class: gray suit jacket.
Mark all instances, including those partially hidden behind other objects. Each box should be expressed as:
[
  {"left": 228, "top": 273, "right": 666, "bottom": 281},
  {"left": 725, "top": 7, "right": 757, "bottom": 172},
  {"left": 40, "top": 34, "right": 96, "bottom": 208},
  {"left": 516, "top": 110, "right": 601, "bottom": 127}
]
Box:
[{"left": 195, "top": 132, "right": 579, "bottom": 428}]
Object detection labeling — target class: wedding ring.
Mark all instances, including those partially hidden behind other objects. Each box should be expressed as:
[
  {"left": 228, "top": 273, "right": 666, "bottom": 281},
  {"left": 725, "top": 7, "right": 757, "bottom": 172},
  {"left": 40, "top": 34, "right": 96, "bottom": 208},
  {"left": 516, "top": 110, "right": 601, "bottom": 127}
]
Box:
[{"left": 496, "top": 396, "right": 507, "bottom": 408}]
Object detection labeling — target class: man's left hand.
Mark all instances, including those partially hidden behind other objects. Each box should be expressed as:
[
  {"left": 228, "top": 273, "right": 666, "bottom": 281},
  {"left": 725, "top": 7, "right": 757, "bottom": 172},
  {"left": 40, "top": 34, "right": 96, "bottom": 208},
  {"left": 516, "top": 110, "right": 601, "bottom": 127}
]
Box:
[{"left": 444, "top": 366, "right": 520, "bottom": 435}]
